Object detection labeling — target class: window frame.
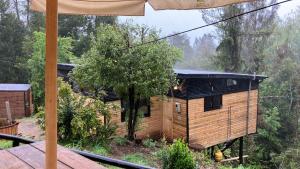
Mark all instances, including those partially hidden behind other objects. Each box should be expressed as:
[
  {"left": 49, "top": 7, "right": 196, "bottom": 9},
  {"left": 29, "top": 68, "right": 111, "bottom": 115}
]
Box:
[
  {"left": 120, "top": 98, "right": 151, "bottom": 122},
  {"left": 204, "top": 95, "right": 223, "bottom": 112}
]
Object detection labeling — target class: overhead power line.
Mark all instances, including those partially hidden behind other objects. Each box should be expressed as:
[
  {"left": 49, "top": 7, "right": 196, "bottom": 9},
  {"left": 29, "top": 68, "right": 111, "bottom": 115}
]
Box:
[
  {"left": 128, "top": 0, "right": 293, "bottom": 49},
  {"left": 0, "top": 0, "right": 293, "bottom": 65}
]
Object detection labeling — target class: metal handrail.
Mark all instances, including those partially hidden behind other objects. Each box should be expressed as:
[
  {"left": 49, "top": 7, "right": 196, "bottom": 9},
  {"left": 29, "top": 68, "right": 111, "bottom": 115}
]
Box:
[{"left": 0, "top": 134, "right": 155, "bottom": 169}]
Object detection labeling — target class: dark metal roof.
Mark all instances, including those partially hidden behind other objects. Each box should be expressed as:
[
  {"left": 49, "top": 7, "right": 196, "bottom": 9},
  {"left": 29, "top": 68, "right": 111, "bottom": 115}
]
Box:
[
  {"left": 58, "top": 63, "right": 76, "bottom": 71},
  {"left": 174, "top": 69, "right": 267, "bottom": 80},
  {"left": 0, "top": 84, "right": 31, "bottom": 92},
  {"left": 57, "top": 63, "right": 268, "bottom": 80}
]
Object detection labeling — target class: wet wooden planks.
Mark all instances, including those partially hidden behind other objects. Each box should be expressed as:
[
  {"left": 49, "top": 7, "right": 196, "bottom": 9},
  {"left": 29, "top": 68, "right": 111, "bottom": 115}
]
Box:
[{"left": 0, "top": 141, "right": 106, "bottom": 169}]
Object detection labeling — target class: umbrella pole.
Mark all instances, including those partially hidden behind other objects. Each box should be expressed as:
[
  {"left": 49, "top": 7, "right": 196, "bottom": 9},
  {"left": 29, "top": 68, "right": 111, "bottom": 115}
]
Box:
[{"left": 45, "top": 0, "right": 58, "bottom": 169}]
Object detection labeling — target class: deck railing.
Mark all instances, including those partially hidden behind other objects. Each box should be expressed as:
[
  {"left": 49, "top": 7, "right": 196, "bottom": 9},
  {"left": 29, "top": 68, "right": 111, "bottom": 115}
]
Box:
[{"left": 0, "top": 133, "right": 154, "bottom": 169}]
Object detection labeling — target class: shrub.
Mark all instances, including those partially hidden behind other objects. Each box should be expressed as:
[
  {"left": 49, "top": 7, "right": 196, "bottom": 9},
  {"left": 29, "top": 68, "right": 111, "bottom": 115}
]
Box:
[
  {"left": 35, "top": 107, "right": 46, "bottom": 130},
  {"left": 142, "top": 138, "right": 157, "bottom": 148},
  {"left": 161, "top": 139, "right": 196, "bottom": 169},
  {"left": 36, "top": 78, "right": 116, "bottom": 146}
]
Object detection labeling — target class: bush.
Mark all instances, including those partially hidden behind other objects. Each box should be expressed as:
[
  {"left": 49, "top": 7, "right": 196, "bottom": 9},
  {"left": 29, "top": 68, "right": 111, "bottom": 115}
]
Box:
[
  {"left": 36, "top": 79, "right": 116, "bottom": 146},
  {"left": 142, "top": 138, "right": 157, "bottom": 148},
  {"left": 161, "top": 139, "right": 196, "bottom": 169}
]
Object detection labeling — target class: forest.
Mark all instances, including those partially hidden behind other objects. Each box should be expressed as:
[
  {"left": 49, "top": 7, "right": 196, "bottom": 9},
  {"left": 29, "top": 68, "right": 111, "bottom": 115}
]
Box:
[{"left": 0, "top": 0, "right": 299, "bottom": 168}]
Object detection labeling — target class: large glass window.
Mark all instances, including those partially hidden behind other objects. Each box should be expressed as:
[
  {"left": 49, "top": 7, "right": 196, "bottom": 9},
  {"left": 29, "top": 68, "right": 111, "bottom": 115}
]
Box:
[
  {"left": 120, "top": 98, "right": 151, "bottom": 122},
  {"left": 204, "top": 95, "right": 222, "bottom": 112}
]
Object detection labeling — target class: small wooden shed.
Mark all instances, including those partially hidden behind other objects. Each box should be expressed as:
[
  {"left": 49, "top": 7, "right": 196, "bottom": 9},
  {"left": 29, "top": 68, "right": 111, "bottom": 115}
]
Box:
[{"left": 0, "top": 84, "right": 33, "bottom": 119}]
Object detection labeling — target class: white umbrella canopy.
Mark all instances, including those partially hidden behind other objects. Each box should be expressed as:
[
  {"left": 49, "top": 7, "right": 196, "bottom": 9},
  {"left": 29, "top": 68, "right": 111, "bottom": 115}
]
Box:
[
  {"left": 29, "top": 0, "right": 257, "bottom": 169},
  {"left": 31, "top": 0, "right": 255, "bottom": 16}
]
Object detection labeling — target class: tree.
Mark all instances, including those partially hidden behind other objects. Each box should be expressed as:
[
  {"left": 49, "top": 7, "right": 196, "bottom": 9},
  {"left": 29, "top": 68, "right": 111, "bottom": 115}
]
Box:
[
  {"left": 58, "top": 15, "right": 117, "bottom": 58},
  {"left": 169, "top": 33, "right": 193, "bottom": 63},
  {"left": 241, "top": 0, "right": 278, "bottom": 73},
  {"left": 252, "top": 9, "right": 300, "bottom": 166},
  {"left": 27, "top": 32, "right": 75, "bottom": 110},
  {"left": 202, "top": 5, "right": 243, "bottom": 72},
  {"left": 190, "top": 34, "right": 216, "bottom": 70},
  {"left": 0, "top": 0, "right": 26, "bottom": 83},
  {"left": 71, "top": 24, "right": 182, "bottom": 140}
]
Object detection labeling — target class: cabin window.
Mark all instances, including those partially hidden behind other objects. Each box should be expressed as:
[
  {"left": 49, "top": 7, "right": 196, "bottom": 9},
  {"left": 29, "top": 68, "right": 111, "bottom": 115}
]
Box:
[
  {"left": 204, "top": 95, "right": 222, "bottom": 112},
  {"left": 120, "top": 98, "right": 151, "bottom": 122},
  {"left": 139, "top": 98, "right": 151, "bottom": 118},
  {"left": 175, "top": 102, "right": 181, "bottom": 113},
  {"left": 227, "top": 79, "right": 238, "bottom": 87}
]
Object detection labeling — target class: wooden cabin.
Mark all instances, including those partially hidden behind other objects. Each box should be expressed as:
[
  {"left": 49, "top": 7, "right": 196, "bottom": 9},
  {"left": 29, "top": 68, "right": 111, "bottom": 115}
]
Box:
[
  {"left": 0, "top": 84, "right": 33, "bottom": 119},
  {"left": 58, "top": 64, "right": 266, "bottom": 149}
]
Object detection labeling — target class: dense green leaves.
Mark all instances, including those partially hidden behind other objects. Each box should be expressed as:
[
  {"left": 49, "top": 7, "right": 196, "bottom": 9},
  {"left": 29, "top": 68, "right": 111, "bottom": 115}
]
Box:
[
  {"left": 161, "top": 139, "right": 196, "bottom": 169},
  {"left": 37, "top": 79, "right": 116, "bottom": 145},
  {"left": 0, "top": 0, "right": 26, "bottom": 82},
  {"left": 72, "top": 24, "right": 182, "bottom": 140},
  {"left": 27, "top": 32, "right": 75, "bottom": 109}
]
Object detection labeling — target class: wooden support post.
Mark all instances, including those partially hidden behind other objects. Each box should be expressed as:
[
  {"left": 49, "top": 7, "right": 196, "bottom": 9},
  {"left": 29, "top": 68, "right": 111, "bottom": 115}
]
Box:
[
  {"left": 45, "top": 0, "right": 58, "bottom": 169},
  {"left": 239, "top": 137, "right": 244, "bottom": 164},
  {"left": 211, "top": 146, "right": 215, "bottom": 160},
  {"left": 5, "top": 101, "right": 12, "bottom": 123}
]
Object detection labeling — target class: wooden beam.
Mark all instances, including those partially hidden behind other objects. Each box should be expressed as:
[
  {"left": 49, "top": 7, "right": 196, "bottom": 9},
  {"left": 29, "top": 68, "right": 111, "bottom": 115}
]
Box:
[
  {"left": 239, "top": 137, "right": 244, "bottom": 164},
  {"left": 45, "top": 0, "right": 58, "bottom": 169},
  {"left": 221, "top": 155, "right": 249, "bottom": 163}
]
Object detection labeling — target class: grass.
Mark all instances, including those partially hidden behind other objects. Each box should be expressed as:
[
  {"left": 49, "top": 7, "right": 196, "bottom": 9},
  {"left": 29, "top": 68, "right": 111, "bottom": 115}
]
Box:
[
  {"left": 142, "top": 138, "right": 157, "bottom": 148},
  {"left": 90, "top": 144, "right": 110, "bottom": 156},
  {"left": 113, "top": 136, "right": 128, "bottom": 146},
  {"left": 122, "top": 153, "right": 150, "bottom": 166},
  {"left": 0, "top": 140, "right": 12, "bottom": 149}
]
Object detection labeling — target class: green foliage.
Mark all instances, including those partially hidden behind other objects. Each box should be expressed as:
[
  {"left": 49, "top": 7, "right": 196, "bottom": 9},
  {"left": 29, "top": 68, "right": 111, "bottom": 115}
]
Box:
[
  {"left": 0, "top": 0, "right": 26, "bottom": 83},
  {"left": 113, "top": 136, "right": 128, "bottom": 146},
  {"left": 254, "top": 107, "right": 281, "bottom": 161},
  {"left": 71, "top": 23, "right": 182, "bottom": 140},
  {"left": 0, "top": 140, "right": 12, "bottom": 149},
  {"left": 271, "top": 143, "right": 300, "bottom": 169},
  {"left": 160, "top": 139, "right": 196, "bottom": 169},
  {"left": 36, "top": 79, "right": 116, "bottom": 146},
  {"left": 193, "top": 151, "right": 213, "bottom": 167},
  {"left": 90, "top": 144, "right": 110, "bottom": 156},
  {"left": 35, "top": 107, "right": 46, "bottom": 130},
  {"left": 122, "top": 153, "right": 150, "bottom": 166},
  {"left": 142, "top": 138, "right": 157, "bottom": 148},
  {"left": 27, "top": 32, "right": 75, "bottom": 109}
]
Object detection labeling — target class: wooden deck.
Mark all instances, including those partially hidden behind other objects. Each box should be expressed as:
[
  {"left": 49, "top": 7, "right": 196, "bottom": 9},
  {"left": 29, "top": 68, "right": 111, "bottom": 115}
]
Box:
[{"left": 0, "top": 141, "right": 106, "bottom": 169}]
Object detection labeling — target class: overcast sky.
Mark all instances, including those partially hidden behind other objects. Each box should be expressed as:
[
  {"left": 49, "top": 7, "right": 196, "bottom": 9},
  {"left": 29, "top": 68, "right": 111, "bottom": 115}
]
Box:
[{"left": 119, "top": 0, "right": 300, "bottom": 43}]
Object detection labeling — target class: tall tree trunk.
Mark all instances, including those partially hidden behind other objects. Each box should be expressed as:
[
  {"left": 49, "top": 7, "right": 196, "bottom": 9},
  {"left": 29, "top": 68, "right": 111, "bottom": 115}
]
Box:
[
  {"left": 127, "top": 86, "right": 135, "bottom": 140},
  {"left": 26, "top": 0, "right": 30, "bottom": 26},
  {"left": 132, "top": 95, "right": 140, "bottom": 138},
  {"left": 13, "top": 0, "right": 20, "bottom": 21}
]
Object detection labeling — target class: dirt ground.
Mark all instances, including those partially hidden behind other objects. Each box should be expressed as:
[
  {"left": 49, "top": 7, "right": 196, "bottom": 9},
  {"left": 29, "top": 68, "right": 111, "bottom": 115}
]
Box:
[{"left": 17, "top": 117, "right": 45, "bottom": 141}]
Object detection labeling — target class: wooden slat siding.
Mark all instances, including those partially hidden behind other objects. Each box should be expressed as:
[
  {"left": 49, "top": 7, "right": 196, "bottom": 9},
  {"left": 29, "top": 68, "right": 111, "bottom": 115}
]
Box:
[
  {"left": 8, "top": 144, "right": 70, "bottom": 169},
  {"left": 0, "top": 150, "right": 33, "bottom": 169},
  {"left": 32, "top": 142, "right": 105, "bottom": 169},
  {"left": 162, "top": 98, "right": 173, "bottom": 140},
  {"left": 188, "top": 90, "right": 258, "bottom": 148},
  {"left": 0, "top": 92, "right": 26, "bottom": 118},
  {"left": 172, "top": 98, "right": 187, "bottom": 140},
  {"left": 109, "top": 96, "right": 164, "bottom": 139}
]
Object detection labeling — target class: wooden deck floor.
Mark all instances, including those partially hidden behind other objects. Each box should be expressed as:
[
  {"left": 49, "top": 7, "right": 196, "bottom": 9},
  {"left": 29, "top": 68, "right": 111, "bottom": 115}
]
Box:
[{"left": 0, "top": 141, "right": 106, "bottom": 169}]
